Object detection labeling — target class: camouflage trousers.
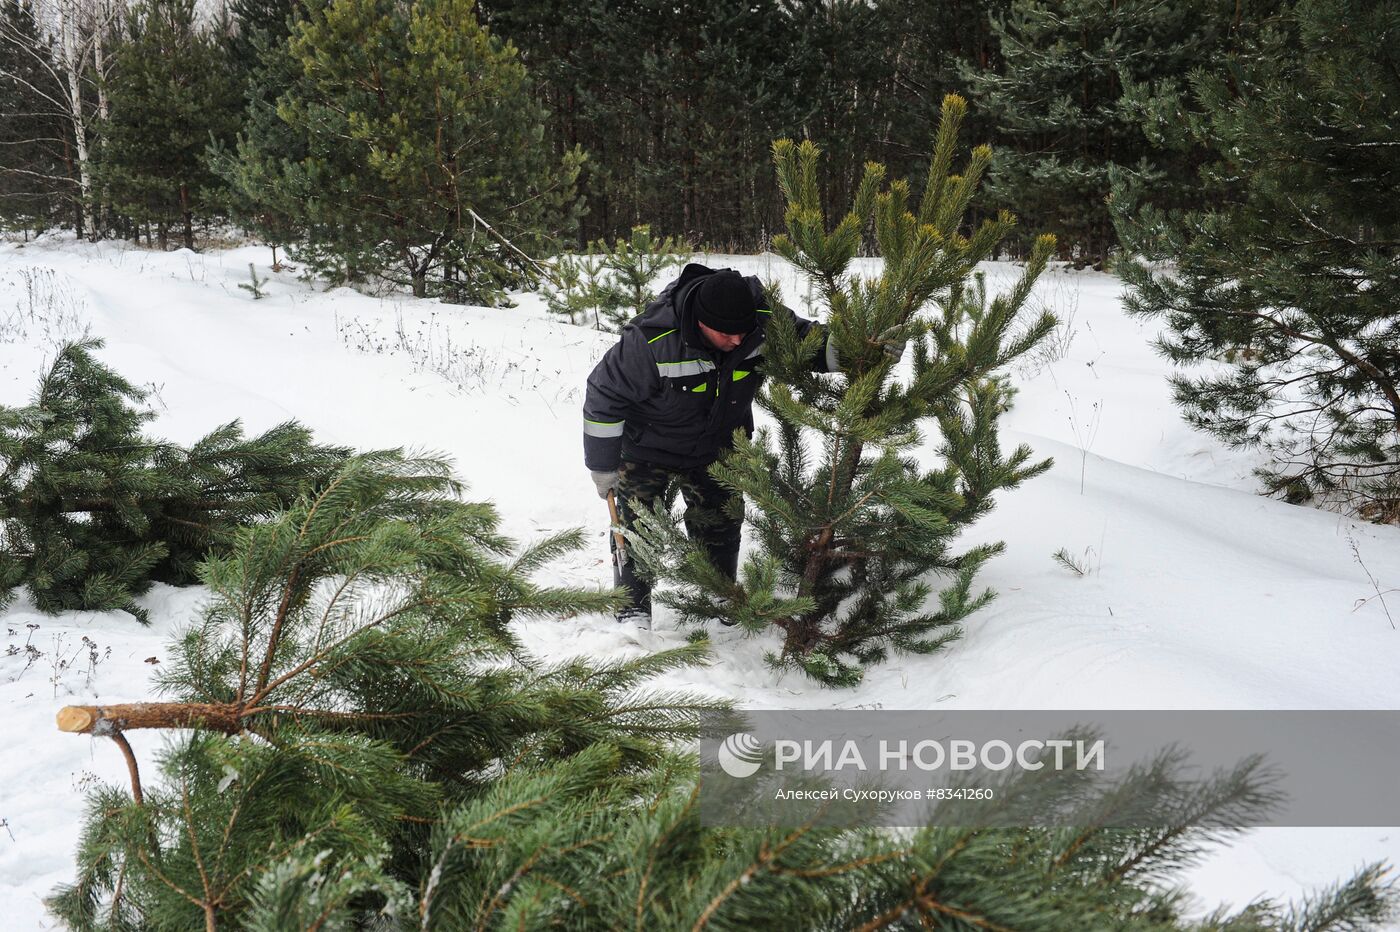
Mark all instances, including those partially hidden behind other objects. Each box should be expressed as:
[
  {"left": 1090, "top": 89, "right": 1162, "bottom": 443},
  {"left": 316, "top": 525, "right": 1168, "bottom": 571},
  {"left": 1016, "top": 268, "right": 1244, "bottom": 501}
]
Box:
[{"left": 613, "top": 459, "right": 742, "bottom": 616}]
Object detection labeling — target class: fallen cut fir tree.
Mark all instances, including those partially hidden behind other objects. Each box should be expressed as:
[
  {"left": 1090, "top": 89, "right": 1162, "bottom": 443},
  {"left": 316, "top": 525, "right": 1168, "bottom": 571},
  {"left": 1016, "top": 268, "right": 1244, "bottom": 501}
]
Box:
[{"left": 0, "top": 338, "right": 349, "bottom": 622}]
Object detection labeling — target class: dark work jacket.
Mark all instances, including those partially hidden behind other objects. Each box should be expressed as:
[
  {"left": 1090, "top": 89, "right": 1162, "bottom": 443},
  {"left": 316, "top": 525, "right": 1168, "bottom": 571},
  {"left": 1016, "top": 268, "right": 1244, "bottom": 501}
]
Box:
[{"left": 583, "top": 263, "right": 835, "bottom": 471}]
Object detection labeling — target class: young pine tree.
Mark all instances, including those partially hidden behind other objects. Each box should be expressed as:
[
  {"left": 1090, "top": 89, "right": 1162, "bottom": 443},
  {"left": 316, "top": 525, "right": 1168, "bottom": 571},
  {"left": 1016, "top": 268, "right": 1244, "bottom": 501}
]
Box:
[
  {"left": 1114, "top": 0, "right": 1400, "bottom": 523},
  {"left": 93, "top": 0, "right": 243, "bottom": 250},
  {"left": 630, "top": 95, "right": 1057, "bottom": 686},
  {"left": 543, "top": 247, "right": 608, "bottom": 326},
  {"left": 596, "top": 224, "right": 688, "bottom": 330},
  {"left": 227, "top": 0, "right": 584, "bottom": 303},
  {"left": 0, "top": 339, "right": 349, "bottom": 621},
  {"left": 545, "top": 225, "right": 687, "bottom": 330}
]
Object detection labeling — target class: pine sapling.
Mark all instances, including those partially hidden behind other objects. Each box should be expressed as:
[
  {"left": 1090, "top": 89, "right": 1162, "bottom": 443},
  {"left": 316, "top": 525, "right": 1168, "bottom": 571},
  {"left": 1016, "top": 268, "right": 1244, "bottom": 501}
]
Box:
[
  {"left": 595, "top": 224, "right": 688, "bottom": 331},
  {"left": 237, "top": 262, "right": 268, "bottom": 299},
  {"left": 631, "top": 94, "right": 1058, "bottom": 686},
  {"left": 544, "top": 248, "right": 608, "bottom": 326},
  {"left": 546, "top": 226, "right": 688, "bottom": 331}
]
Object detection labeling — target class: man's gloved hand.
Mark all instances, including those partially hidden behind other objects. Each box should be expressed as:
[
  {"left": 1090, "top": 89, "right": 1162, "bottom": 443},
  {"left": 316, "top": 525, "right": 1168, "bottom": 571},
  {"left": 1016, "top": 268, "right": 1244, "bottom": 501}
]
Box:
[
  {"left": 591, "top": 469, "right": 619, "bottom": 500},
  {"left": 826, "top": 326, "right": 909, "bottom": 371},
  {"left": 875, "top": 325, "right": 908, "bottom": 363}
]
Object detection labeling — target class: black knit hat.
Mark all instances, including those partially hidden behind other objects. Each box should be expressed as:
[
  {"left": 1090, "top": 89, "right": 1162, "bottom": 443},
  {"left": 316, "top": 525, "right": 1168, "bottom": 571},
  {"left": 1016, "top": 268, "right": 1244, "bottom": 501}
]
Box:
[{"left": 692, "top": 270, "right": 758, "bottom": 334}]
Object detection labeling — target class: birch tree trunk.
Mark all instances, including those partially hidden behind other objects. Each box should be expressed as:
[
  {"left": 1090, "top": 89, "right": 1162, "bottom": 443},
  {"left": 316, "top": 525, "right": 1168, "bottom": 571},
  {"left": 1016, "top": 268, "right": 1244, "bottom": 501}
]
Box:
[
  {"left": 92, "top": 0, "right": 108, "bottom": 122},
  {"left": 92, "top": 0, "right": 109, "bottom": 234},
  {"left": 56, "top": 0, "right": 93, "bottom": 240}
]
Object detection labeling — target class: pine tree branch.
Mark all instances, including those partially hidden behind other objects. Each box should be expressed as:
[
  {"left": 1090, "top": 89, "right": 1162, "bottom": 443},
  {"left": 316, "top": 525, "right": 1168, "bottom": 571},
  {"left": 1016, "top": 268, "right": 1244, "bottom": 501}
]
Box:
[
  {"left": 690, "top": 825, "right": 812, "bottom": 931},
  {"left": 478, "top": 835, "right": 605, "bottom": 927},
  {"left": 854, "top": 884, "right": 1013, "bottom": 932},
  {"left": 238, "top": 705, "right": 426, "bottom": 725},
  {"left": 111, "top": 730, "right": 142, "bottom": 805},
  {"left": 1228, "top": 308, "right": 1400, "bottom": 431},
  {"left": 636, "top": 786, "right": 699, "bottom": 929},
  {"left": 466, "top": 208, "right": 560, "bottom": 288},
  {"left": 253, "top": 564, "right": 300, "bottom": 697},
  {"left": 137, "top": 845, "right": 210, "bottom": 923},
  {"left": 109, "top": 859, "right": 127, "bottom": 927},
  {"left": 216, "top": 822, "right": 340, "bottom": 908},
  {"left": 1101, "top": 825, "right": 1190, "bottom": 887},
  {"left": 773, "top": 846, "right": 910, "bottom": 880},
  {"left": 181, "top": 777, "right": 219, "bottom": 932},
  {"left": 246, "top": 598, "right": 429, "bottom": 710}
]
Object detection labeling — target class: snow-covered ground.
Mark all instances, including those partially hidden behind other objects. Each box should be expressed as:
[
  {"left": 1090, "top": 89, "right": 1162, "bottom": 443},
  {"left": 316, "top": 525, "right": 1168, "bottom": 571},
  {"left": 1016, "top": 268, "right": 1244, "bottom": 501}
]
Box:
[{"left": 1, "top": 234, "right": 1396, "bottom": 927}]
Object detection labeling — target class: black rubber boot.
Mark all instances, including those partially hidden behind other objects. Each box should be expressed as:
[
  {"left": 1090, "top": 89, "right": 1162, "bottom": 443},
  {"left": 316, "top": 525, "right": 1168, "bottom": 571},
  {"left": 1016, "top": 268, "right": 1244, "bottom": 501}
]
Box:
[{"left": 616, "top": 607, "right": 652, "bottom": 630}]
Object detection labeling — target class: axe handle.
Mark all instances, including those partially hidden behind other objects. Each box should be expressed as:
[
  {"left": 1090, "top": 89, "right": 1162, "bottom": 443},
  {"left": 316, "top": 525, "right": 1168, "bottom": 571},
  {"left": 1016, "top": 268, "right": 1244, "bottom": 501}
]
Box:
[{"left": 606, "top": 489, "right": 627, "bottom": 559}]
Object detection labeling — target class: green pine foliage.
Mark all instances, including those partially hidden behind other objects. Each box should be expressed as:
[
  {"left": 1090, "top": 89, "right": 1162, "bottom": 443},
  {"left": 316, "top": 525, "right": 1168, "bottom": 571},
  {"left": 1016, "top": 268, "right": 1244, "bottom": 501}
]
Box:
[
  {"left": 236, "top": 262, "right": 268, "bottom": 299},
  {"left": 1109, "top": 1, "right": 1289, "bottom": 221},
  {"left": 542, "top": 226, "right": 686, "bottom": 330},
  {"left": 779, "top": 0, "right": 906, "bottom": 236},
  {"left": 400, "top": 743, "right": 1391, "bottom": 930},
  {"left": 962, "top": 0, "right": 1243, "bottom": 268},
  {"left": 545, "top": 225, "right": 688, "bottom": 330},
  {"left": 47, "top": 450, "right": 1399, "bottom": 928},
  {"left": 0, "top": 0, "right": 1317, "bottom": 259},
  {"left": 92, "top": 0, "right": 243, "bottom": 250},
  {"left": 44, "top": 449, "right": 718, "bottom": 927},
  {"left": 207, "top": 10, "right": 309, "bottom": 271},
  {"left": 222, "top": 0, "right": 302, "bottom": 80},
  {"left": 221, "top": 0, "right": 584, "bottom": 304},
  {"left": 480, "top": 0, "right": 800, "bottom": 250},
  {"left": 543, "top": 247, "right": 608, "bottom": 326},
  {"left": 478, "top": 0, "right": 1005, "bottom": 250},
  {"left": 594, "top": 224, "right": 689, "bottom": 330},
  {"left": 880, "top": 0, "right": 1011, "bottom": 160},
  {"left": 629, "top": 95, "right": 1056, "bottom": 686},
  {"left": 1113, "top": 0, "right": 1400, "bottom": 523},
  {"left": 210, "top": 0, "right": 307, "bottom": 268},
  {"left": 0, "top": 339, "right": 349, "bottom": 621}
]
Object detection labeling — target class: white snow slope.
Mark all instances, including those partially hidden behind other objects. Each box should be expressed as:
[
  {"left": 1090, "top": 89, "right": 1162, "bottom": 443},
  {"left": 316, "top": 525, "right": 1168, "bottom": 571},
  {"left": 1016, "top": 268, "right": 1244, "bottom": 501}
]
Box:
[{"left": 1, "top": 235, "right": 1397, "bottom": 928}]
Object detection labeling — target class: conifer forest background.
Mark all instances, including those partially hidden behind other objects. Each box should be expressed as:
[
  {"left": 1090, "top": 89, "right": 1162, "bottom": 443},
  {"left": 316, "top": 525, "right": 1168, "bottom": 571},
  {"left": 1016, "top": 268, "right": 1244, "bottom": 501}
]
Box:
[{"left": 0, "top": 0, "right": 1341, "bottom": 269}]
